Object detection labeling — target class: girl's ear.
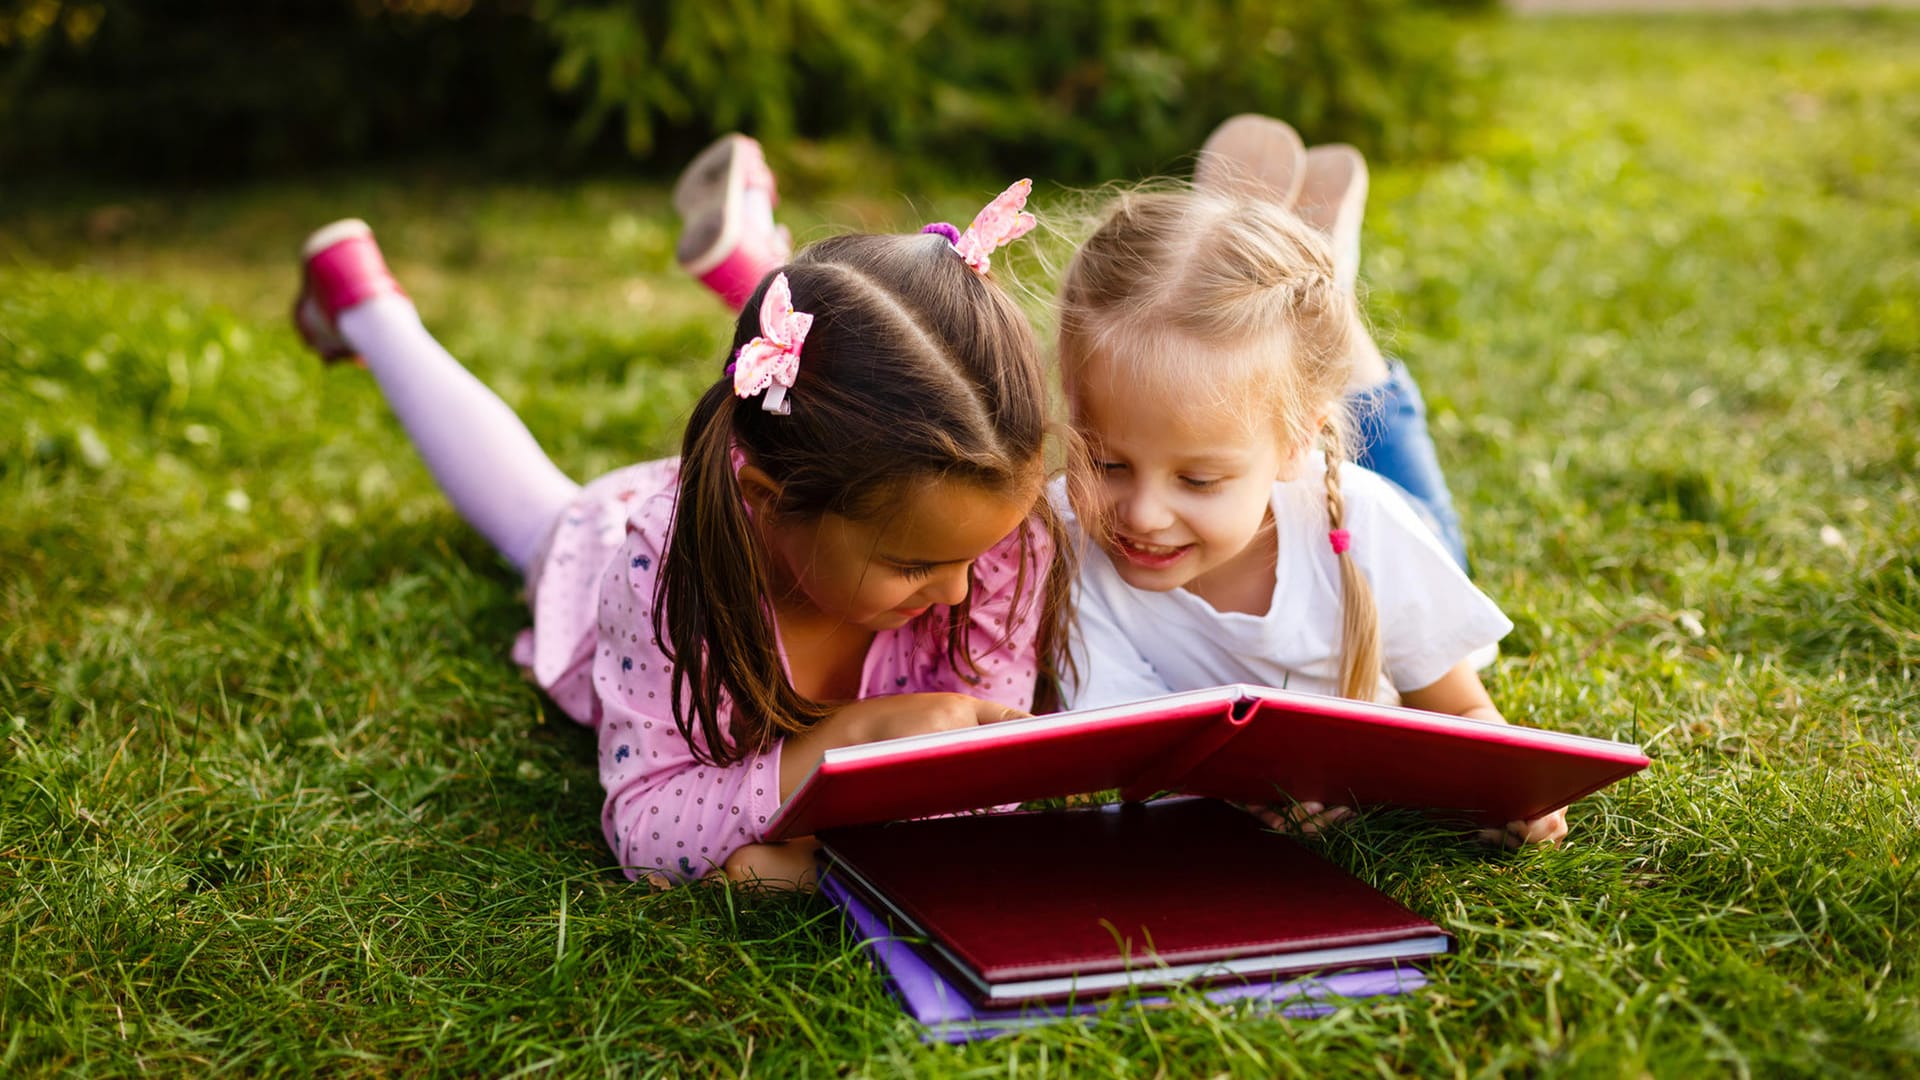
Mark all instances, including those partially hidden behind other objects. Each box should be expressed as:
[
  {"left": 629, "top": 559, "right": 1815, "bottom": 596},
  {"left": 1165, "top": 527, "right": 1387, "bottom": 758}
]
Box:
[
  {"left": 1275, "top": 408, "right": 1334, "bottom": 483},
  {"left": 737, "top": 463, "right": 783, "bottom": 519}
]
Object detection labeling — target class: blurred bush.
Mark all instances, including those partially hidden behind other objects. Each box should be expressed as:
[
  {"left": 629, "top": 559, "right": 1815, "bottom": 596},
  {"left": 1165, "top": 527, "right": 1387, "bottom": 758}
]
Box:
[
  {"left": 544, "top": 0, "right": 1487, "bottom": 179},
  {"left": 1, "top": 0, "right": 1487, "bottom": 184},
  {"left": 0, "top": 0, "right": 564, "bottom": 179}
]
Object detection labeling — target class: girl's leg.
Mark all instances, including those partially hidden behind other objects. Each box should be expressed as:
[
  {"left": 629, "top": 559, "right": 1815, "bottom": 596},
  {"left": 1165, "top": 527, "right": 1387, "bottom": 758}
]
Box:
[
  {"left": 1193, "top": 118, "right": 1465, "bottom": 569},
  {"left": 297, "top": 222, "right": 582, "bottom": 573},
  {"left": 1345, "top": 340, "right": 1469, "bottom": 573},
  {"left": 1303, "top": 152, "right": 1465, "bottom": 568}
]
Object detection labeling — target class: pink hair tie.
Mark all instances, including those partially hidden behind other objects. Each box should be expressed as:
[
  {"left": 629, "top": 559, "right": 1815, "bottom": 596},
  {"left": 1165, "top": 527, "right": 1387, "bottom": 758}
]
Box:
[
  {"left": 1329, "top": 529, "right": 1351, "bottom": 555},
  {"left": 924, "top": 179, "right": 1038, "bottom": 275},
  {"left": 920, "top": 222, "right": 961, "bottom": 245},
  {"left": 731, "top": 272, "right": 812, "bottom": 415}
]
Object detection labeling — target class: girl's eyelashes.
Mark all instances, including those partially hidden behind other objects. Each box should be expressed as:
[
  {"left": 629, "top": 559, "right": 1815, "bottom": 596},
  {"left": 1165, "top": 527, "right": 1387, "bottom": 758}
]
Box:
[
  {"left": 894, "top": 563, "right": 937, "bottom": 581},
  {"left": 1090, "top": 456, "right": 1224, "bottom": 489}
]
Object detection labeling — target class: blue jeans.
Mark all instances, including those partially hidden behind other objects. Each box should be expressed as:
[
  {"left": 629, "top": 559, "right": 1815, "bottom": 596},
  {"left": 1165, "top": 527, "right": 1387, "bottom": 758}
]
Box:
[{"left": 1347, "top": 360, "right": 1469, "bottom": 573}]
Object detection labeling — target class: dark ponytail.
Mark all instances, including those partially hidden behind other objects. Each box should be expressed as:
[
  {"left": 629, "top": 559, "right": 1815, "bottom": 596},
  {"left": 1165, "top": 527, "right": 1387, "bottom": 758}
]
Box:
[{"left": 654, "top": 384, "right": 833, "bottom": 763}]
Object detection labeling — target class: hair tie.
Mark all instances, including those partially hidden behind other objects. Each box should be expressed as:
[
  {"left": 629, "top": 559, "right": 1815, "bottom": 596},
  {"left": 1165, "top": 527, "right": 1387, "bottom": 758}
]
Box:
[
  {"left": 925, "top": 179, "right": 1037, "bottom": 276},
  {"left": 731, "top": 272, "right": 813, "bottom": 415},
  {"left": 1329, "top": 528, "right": 1351, "bottom": 555},
  {"left": 920, "top": 222, "right": 961, "bottom": 245}
]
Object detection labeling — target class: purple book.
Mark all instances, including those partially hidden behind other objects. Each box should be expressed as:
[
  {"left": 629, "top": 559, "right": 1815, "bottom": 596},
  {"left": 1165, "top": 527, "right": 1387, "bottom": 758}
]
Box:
[{"left": 822, "top": 875, "right": 1429, "bottom": 1043}]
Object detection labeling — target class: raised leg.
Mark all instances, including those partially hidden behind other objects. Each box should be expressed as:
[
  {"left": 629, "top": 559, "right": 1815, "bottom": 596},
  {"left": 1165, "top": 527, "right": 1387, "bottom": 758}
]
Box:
[{"left": 297, "top": 221, "right": 583, "bottom": 573}]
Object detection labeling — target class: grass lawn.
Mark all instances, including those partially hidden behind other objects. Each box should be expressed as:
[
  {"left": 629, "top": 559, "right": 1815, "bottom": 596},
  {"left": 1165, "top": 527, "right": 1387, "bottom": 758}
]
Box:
[{"left": 4, "top": 10, "right": 1918, "bottom": 1077}]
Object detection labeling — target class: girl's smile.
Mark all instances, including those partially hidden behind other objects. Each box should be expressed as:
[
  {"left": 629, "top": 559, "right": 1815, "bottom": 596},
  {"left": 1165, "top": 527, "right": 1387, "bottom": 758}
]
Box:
[{"left": 1113, "top": 533, "right": 1196, "bottom": 569}]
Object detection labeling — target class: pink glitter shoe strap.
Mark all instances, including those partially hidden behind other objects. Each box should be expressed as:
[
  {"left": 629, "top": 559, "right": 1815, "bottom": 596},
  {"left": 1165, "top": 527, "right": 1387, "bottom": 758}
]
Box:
[{"left": 307, "top": 233, "right": 406, "bottom": 319}]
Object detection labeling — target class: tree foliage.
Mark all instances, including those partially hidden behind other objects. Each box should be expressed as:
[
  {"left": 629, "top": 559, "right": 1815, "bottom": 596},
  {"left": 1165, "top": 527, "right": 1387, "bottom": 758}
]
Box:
[{"left": 2, "top": 0, "right": 1484, "bottom": 181}]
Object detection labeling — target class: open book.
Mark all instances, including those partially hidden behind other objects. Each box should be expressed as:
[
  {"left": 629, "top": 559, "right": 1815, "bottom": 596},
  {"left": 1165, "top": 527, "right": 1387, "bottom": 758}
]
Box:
[{"left": 767, "top": 683, "right": 1649, "bottom": 840}]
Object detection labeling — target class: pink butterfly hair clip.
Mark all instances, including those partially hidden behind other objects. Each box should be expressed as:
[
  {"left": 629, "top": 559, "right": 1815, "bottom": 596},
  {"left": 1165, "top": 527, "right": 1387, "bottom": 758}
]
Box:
[
  {"left": 728, "top": 271, "right": 813, "bottom": 415},
  {"left": 922, "top": 178, "right": 1038, "bottom": 276}
]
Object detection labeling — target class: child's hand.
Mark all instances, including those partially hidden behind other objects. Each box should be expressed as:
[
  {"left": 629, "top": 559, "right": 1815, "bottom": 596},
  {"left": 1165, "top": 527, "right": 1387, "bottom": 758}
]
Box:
[
  {"left": 835, "top": 692, "right": 1029, "bottom": 745},
  {"left": 1246, "top": 801, "right": 1353, "bottom": 837},
  {"left": 1477, "top": 807, "right": 1568, "bottom": 849},
  {"left": 780, "top": 693, "right": 1028, "bottom": 800}
]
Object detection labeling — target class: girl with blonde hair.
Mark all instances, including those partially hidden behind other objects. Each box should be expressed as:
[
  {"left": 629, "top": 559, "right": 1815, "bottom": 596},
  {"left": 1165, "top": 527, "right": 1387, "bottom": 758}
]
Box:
[{"left": 1058, "top": 118, "right": 1565, "bottom": 846}]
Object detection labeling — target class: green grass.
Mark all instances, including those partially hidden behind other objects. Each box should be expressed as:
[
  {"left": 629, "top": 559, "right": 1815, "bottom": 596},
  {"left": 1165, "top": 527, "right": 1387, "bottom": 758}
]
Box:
[{"left": 4, "top": 10, "right": 1919, "bottom": 1076}]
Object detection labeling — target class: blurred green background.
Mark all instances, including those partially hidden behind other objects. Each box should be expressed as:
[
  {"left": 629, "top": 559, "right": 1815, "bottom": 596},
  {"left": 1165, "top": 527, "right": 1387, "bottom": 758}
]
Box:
[{"left": 1, "top": 0, "right": 1490, "bottom": 183}]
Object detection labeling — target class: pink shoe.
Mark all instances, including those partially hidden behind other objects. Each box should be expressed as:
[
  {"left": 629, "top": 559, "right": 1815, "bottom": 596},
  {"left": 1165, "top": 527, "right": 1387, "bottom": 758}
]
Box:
[
  {"left": 293, "top": 218, "right": 406, "bottom": 364},
  {"left": 674, "top": 134, "right": 791, "bottom": 312},
  {"left": 1195, "top": 114, "right": 1307, "bottom": 208}
]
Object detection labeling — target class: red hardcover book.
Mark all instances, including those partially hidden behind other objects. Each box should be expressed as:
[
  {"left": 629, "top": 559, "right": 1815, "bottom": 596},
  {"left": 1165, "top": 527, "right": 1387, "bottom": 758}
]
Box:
[
  {"left": 820, "top": 797, "right": 1450, "bottom": 1007},
  {"left": 769, "top": 684, "right": 1650, "bottom": 841}
]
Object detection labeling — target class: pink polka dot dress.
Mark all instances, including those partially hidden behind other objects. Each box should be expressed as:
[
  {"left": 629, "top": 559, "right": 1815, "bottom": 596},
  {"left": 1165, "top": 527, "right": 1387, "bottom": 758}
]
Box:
[{"left": 510, "top": 458, "right": 1047, "bottom": 884}]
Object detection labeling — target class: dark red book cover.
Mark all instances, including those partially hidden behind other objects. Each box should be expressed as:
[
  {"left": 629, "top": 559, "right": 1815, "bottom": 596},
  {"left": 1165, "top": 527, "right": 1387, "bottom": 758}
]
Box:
[
  {"left": 820, "top": 797, "right": 1450, "bottom": 1007},
  {"left": 770, "top": 685, "right": 1650, "bottom": 840}
]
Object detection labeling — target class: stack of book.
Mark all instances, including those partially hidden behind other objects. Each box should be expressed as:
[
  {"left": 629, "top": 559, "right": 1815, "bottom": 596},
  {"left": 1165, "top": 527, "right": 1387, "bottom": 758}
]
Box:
[
  {"left": 768, "top": 684, "right": 1650, "bottom": 1042},
  {"left": 820, "top": 798, "right": 1440, "bottom": 1041}
]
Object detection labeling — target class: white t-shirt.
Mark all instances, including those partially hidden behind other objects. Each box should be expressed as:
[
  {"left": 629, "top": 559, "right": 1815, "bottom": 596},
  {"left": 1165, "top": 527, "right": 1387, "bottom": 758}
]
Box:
[{"left": 1059, "top": 455, "right": 1513, "bottom": 710}]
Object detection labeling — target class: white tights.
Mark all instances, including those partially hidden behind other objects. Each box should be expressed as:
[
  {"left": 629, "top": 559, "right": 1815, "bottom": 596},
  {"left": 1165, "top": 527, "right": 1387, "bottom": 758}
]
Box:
[{"left": 338, "top": 296, "right": 582, "bottom": 573}]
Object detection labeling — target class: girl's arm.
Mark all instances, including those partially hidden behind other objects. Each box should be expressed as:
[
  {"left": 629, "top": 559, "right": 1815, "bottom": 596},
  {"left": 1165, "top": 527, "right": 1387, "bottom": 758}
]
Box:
[
  {"left": 607, "top": 692, "right": 1020, "bottom": 890},
  {"left": 1400, "top": 661, "right": 1568, "bottom": 847},
  {"left": 1398, "top": 660, "right": 1502, "bottom": 723},
  {"left": 776, "top": 692, "right": 1027, "bottom": 800}
]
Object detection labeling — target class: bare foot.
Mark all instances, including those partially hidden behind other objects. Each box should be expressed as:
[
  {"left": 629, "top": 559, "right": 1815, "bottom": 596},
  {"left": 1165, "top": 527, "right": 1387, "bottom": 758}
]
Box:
[{"left": 1196, "top": 114, "right": 1307, "bottom": 208}]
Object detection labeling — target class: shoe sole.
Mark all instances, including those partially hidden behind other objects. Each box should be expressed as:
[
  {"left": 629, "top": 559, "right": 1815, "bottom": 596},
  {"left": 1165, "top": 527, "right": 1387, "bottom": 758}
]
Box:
[
  {"left": 673, "top": 134, "right": 760, "bottom": 218},
  {"left": 302, "top": 218, "right": 372, "bottom": 259},
  {"left": 674, "top": 136, "right": 755, "bottom": 273}
]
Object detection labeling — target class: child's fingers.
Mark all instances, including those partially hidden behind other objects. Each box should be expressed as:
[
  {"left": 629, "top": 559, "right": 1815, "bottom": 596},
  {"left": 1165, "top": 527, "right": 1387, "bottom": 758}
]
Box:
[
  {"left": 1242, "top": 802, "right": 1353, "bottom": 836},
  {"left": 973, "top": 700, "right": 1031, "bottom": 725},
  {"left": 1478, "top": 810, "right": 1569, "bottom": 849},
  {"left": 1243, "top": 803, "right": 1288, "bottom": 830},
  {"left": 1294, "top": 803, "right": 1353, "bottom": 836},
  {"left": 1510, "top": 810, "right": 1568, "bottom": 847}
]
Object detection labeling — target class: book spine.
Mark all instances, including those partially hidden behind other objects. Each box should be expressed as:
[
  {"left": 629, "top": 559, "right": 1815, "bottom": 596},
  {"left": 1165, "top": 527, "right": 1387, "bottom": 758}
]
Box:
[{"left": 1118, "top": 701, "right": 1253, "bottom": 802}]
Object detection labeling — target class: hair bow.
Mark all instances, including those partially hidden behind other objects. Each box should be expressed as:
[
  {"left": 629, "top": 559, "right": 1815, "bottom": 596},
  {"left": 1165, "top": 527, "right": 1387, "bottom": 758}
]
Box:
[
  {"left": 927, "top": 179, "right": 1037, "bottom": 276},
  {"left": 730, "top": 272, "right": 813, "bottom": 415}
]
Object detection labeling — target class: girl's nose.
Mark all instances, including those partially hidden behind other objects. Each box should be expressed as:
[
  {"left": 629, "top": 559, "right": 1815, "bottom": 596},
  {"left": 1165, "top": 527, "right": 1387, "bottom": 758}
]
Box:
[
  {"left": 924, "top": 563, "right": 972, "bottom": 608},
  {"left": 1118, "top": 486, "right": 1173, "bottom": 534}
]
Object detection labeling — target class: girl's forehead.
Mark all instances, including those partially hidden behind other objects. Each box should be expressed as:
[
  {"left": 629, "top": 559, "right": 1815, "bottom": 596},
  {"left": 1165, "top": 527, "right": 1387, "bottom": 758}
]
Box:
[
  {"left": 1072, "top": 347, "right": 1270, "bottom": 444},
  {"left": 862, "top": 473, "right": 1037, "bottom": 559}
]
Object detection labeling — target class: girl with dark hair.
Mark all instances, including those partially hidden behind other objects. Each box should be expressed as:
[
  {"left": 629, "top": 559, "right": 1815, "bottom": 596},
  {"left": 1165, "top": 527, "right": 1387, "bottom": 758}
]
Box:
[{"left": 291, "top": 171, "right": 1071, "bottom": 889}]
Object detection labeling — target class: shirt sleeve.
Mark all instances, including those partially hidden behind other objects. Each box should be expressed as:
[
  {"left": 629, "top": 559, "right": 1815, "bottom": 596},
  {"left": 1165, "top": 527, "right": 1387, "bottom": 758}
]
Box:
[
  {"left": 593, "top": 526, "right": 783, "bottom": 883},
  {"left": 1059, "top": 555, "right": 1174, "bottom": 711},
  {"left": 911, "top": 521, "right": 1049, "bottom": 711},
  {"left": 1344, "top": 468, "right": 1513, "bottom": 693}
]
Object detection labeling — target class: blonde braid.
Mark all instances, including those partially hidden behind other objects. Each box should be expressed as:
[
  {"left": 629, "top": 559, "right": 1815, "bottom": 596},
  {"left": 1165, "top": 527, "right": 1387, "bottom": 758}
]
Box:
[{"left": 1322, "top": 422, "right": 1383, "bottom": 701}]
